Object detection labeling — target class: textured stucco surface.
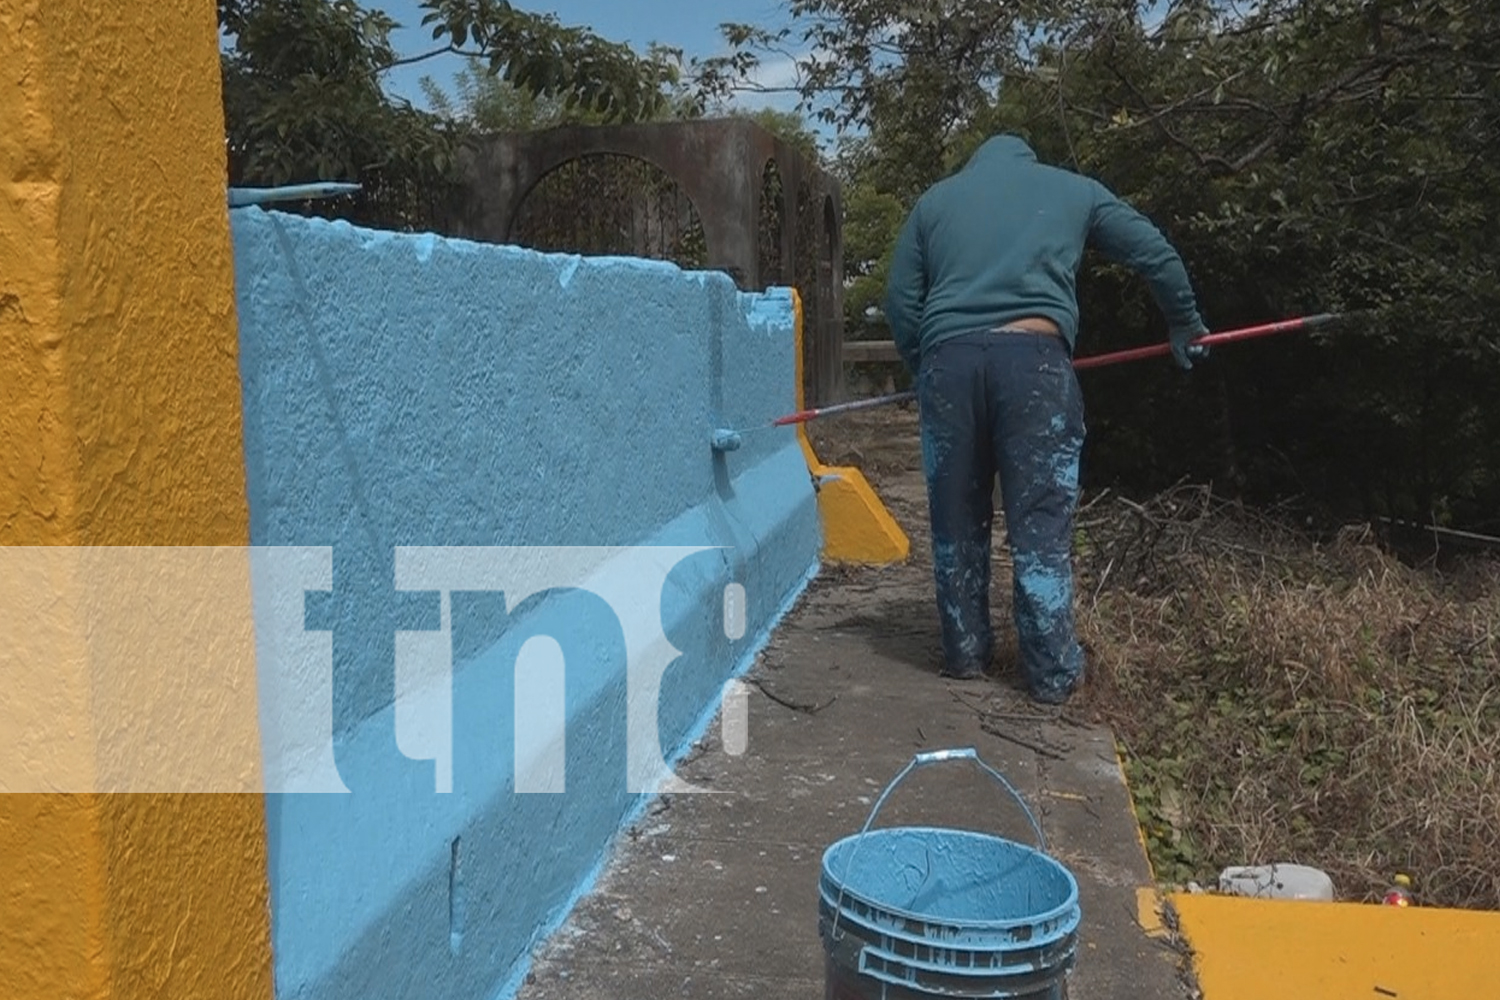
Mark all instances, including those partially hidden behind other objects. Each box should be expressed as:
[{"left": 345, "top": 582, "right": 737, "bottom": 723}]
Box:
[
  {"left": 228, "top": 208, "right": 820, "bottom": 1000},
  {"left": 0, "top": 0, "right": 274, "bottom": 997}
]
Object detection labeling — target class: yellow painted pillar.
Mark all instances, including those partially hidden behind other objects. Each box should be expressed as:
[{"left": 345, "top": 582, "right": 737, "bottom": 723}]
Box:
[{"left": 0, "top": 0, "right": 273, "bottom": 997}]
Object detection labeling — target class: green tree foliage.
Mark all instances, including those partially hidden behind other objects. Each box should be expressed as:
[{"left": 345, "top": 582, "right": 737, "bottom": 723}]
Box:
[
  {"left": 418, "top": 59, "right": 618, "bottom": 132},
  {"left": 220, "top": 0, "right": 459, "bottom": 187},
  {"left": 416, "top": 46, "right": 721, "bottom": 134},
  {"left": 737, "top": 107, "right": 822, "bottom": 161},
  {"left": 415, "top": 56, "right": 822, "bottom": 158},
  {"left": 413, "top": 0, "right": 684, "bottom": 121},
  {"left": 219, "top": 0, "right": 824, "bottom": 232},
  {"left": 218, "top": 0, "right": 691, "bottom": 226},
  {"left": 835, "top": 141, "right": 907, "bottom": 336},
  {"left": 705, "top": 0, "right": 1500, "bottom": 531}
]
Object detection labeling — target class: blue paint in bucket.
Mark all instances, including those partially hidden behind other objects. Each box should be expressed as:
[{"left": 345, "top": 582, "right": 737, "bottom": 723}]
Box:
[{"left": 819, "top": 749, "right": 1081, "bottom": 999}]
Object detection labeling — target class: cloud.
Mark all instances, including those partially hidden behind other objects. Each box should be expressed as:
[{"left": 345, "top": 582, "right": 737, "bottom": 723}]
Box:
[{"left": 746, "top": 52, "right": 803, "bottom": 92}]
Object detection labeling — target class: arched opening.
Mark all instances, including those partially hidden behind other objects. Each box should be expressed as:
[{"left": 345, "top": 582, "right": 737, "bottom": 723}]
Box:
[
  {"left": 757, "top": 158, "right": 785, "bottom": 287},
  {"left": 510, "top": 153, "right": 708, "bottom": 268},
  {"left": 794, "top": 182, "right": 816, "bottom": 303}
]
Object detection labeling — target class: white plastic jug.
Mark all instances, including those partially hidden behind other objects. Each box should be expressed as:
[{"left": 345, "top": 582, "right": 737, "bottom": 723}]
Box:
[{"left": 1218, "top": 863, "right": 1334, "bottom": 901}]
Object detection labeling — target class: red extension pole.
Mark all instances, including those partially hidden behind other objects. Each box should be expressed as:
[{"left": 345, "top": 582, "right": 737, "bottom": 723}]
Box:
[
  {"left": 768, "top": 313, "right": 1343, "bottom": 428},
  {"left": 1070, "top": 312, "right": 1344, "bottom": 371}
]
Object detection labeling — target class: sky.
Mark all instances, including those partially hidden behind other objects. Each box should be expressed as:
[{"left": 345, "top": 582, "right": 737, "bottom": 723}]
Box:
[{"left": 373, "top": 0, "right": 807, "bottom": 115}]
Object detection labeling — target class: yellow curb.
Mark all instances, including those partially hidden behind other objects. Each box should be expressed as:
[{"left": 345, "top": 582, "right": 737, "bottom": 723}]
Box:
[
  {"left": 1137, "top": 886, "right": 1171, "bottom": 940},
  {"left": 1111, "top": 740, "right": 1159, "bottom": 885},
  {"left": 1170, "top": 892, "right": 1500, "bottom": 999}
]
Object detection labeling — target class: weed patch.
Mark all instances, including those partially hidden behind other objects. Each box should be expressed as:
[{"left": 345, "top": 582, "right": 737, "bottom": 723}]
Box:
[{"left": 1073, "top": 486, "right": 1500, "bottom": 908}]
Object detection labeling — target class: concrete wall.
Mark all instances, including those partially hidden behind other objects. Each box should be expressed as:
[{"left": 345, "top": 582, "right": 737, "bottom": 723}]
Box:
[{"left": 228, "top": 207, "right": 820, "bottom": 1000}]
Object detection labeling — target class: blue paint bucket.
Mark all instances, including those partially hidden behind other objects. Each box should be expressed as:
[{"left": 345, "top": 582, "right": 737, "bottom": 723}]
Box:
[{"left": 818, "top": 748, "right": 1080, "bottom": 999}]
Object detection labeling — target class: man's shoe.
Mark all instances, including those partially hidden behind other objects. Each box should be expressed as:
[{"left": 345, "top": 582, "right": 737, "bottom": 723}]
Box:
[
  {"left": 940, "top": 662, "right": 987, "bottom": 681},
  {"left": 1030, "top": 672, "right": 1083, "bottom": 705}
]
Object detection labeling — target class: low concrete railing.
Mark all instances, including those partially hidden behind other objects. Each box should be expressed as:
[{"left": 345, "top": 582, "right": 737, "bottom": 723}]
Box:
[
  {"left": 843, "top": 339, "right": 901, "bottom": 364},
  {"left": 230, "top": 208, "right": 822, "bottom": 1000}
]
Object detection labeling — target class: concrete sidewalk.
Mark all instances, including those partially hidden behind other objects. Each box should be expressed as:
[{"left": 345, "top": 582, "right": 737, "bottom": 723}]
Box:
[{"left": 516, "top": 412, "right": 1189, "bottom": 999}]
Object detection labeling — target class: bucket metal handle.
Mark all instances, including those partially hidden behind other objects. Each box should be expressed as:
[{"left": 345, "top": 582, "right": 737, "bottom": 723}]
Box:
[
  {"left": 856, "top": 747, "right": 1046, "bottom": 850},
  {"left": 827, "top": 747, "right": 1047, "bottom": 943}
]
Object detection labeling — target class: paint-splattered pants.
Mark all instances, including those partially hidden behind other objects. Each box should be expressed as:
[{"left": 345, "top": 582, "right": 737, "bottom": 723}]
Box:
[{"left": 916, "top": 329, "right": 1086, "bottom": 701}]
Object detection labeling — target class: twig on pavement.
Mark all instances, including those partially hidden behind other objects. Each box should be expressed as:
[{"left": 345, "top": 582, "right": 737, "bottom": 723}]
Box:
[
  {"left": 747, "top": 677, "right": 837, "bottom": 715},
  {"left": 980, "top": 721, "right": 1069, "bottom": 760}
]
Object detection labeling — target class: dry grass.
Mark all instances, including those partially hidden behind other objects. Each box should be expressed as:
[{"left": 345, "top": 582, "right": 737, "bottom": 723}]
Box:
[{"left": 1072, "top": 485, "right": 1500, "bottom": 909}]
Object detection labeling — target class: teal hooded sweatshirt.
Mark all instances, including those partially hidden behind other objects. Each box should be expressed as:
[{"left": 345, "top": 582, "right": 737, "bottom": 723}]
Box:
[{"left": 883, "top": 135, "right": 1206, "bottom": 372}]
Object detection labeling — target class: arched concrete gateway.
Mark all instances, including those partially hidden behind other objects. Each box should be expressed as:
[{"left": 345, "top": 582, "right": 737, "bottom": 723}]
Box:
[{"left": 447, "top": 118, "right": 846, "bottom": 406}]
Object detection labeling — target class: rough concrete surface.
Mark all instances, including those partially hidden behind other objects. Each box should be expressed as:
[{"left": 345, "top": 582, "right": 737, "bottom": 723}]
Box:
[{"left": 516, "top": 407, "right": 1188, "bottom": 999}]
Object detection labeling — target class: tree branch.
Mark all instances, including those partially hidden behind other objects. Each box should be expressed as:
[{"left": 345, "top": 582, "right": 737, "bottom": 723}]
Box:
[
  {"left": 1148, "top": 11, "right": 1300, "bottom": 44},
  {"left": 381, "top": 44, "right": 486, "bottom": 71},
  {"left": 719, "top": 83, "right": 813, "bottom": 94},
  {"left": 1097, "top": 37, "right": 1458, "bottom": 176},
  {"left": 1227, "top": 132, "right": 1280, "bottom": 172},
  {"left": 1104, "top": 62, "right": 1235, "bottom": 172}
]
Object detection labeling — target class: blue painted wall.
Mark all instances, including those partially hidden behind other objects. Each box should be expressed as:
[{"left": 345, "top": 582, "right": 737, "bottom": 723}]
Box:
[{"left": 229, "top": 208, "right": 820, "bottom": 1000}]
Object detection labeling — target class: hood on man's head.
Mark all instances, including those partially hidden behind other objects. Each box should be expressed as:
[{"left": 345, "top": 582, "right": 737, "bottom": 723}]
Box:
[{"left": 964, "top": 134, "right": 1038, "bottom": 168}]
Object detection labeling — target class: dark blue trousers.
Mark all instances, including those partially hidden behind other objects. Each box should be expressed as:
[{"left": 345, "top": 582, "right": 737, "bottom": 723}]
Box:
[{"left": 915, "top": 329, "right": 1086, "bottom": 701}]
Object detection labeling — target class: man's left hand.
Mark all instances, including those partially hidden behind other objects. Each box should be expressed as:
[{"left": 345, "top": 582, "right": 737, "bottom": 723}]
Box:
[{"left": 1170, "top": 323, "right": 1211, "bottom": 370}]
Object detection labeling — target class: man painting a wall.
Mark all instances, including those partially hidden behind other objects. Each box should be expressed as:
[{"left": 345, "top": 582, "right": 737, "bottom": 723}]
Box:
[{"left": 883, "top": 134, "right": 1209, "bottom": 703}]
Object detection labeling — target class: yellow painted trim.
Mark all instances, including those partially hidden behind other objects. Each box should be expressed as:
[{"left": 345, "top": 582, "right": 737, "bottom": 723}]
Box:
[
  {"left": 1111, "top": 741, "right": 1172, "bottom": 944},
  {"left": 790, "top": 289, "right": 910, "bottom": 565},
  {"left": 1114, "top": 740, "right": 1161, "bottom": 884},
  {"left": 1170, "top": 892, "right": 1500, "bottom": 999},
  {"left": 1136, "top": 886, "right": 1170, "bottom": 940},
  {"left": 0, "top": 1, "right": 273, "bottom": 997}
]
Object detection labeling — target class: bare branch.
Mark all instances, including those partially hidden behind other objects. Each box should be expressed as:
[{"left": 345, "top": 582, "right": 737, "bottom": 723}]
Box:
[
  {"left": 380, "top": 44, "right": 485, "bottom": 71},
  {"left": 1228, "top": 132, "right": 1279, "bottom": 172}
]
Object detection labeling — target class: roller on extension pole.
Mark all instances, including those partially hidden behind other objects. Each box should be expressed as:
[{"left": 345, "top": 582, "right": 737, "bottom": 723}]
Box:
[
  {"left": 1071, "top": 311, "right": 1345, "bottom": 370},
  {"left": 709, "top": 312, "right": 1346, "bottom": 451}
]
